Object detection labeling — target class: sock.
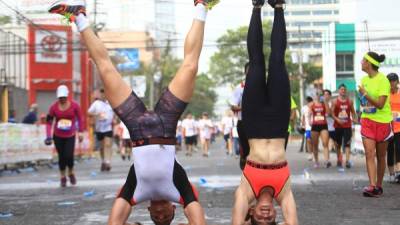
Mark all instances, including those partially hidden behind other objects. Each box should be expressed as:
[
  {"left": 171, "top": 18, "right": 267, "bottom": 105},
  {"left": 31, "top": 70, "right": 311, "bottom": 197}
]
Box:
[
  {"left": 75, "top": 13, "right": 90, "bottom": 32},
  {"left": 194, "top": 3, "right": 207, "bottom": 21}
]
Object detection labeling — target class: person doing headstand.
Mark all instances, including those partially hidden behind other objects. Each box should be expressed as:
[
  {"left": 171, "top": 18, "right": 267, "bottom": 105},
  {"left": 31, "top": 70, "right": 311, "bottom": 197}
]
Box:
[
  {"left": 49, "top": 0, "right": 220, "bottom": 224},
  {"left": 232, "top": 1, "right": 298, "bottom": 225}
]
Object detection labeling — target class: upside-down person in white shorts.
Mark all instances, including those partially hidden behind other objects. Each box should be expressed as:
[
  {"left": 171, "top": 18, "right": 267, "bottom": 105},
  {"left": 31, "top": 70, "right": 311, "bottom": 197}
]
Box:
[{"left": 49, "top": 0, "right": 220, "bottom": 224}]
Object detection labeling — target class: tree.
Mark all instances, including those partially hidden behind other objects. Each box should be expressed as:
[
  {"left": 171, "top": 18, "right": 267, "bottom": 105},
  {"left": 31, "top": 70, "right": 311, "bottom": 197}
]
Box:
[
  {"left": 209, "top": 21, "right": 272, "bottom": 85},
  {"left": 0, "top": 16, "right": 11, "bottom": 25},
  {"left": 208, "top": 20, "right": 322, "bottom": 107},
  {"left": 184, "top": 73, "right": 217, "bottom": 118}
]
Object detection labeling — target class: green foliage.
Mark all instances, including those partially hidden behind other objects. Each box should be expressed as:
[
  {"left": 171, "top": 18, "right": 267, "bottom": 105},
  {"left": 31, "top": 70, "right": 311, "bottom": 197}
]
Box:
[
  {"left": 209, "top": 21, "right": 272, "bottom": 85},
  {"left": 0, "top": 15, "right": 11, "bottom": 25},
  {"left": 208, "top": 20, "right": 322, "bottom": 107},
  {"left": 183, "top": 73, "right": 217, "bottom": 118}
]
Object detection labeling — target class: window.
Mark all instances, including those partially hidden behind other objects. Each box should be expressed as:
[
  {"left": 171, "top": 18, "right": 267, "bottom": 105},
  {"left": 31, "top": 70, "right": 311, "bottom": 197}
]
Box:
[
  {"left": 336, "top": 54, "right": 354, "bottom": 78},
  {"left": 313, "top": 10, "right": 333, "bottom": 15},
  {"left": 293, "top": 22, "right": 311, "bottom": 27},
  {"left": 313, "top": 43, "right": 322, "bottom": 49},
  {"left": 292, "top": 11, "right": 311, "bottom": 16},
  {"left": 313, "top": 22, "right": 332, "bottom": 27}
]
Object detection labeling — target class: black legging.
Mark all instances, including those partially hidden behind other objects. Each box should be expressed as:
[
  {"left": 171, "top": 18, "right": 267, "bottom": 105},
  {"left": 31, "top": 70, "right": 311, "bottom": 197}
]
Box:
[
  {"left": 53, "top": 135, "right": 76, "bottom": 171},
  {"left": 388, "top": 132, "right": 400, "bottom": 167},
  {"left": 242, "top": 7, "right": 290, "bottom": 139}
]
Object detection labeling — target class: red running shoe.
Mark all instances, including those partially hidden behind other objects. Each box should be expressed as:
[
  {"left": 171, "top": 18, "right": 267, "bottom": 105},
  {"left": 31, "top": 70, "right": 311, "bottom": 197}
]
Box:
[
  {"left": 60, "top": 177, "right": 67, "bottom": 187},
  {"left": 69, "top": 174, "right": 77, "bottom": 185},
  {"left": 362, "top": 185, "right": 379, "bottom": 197}
]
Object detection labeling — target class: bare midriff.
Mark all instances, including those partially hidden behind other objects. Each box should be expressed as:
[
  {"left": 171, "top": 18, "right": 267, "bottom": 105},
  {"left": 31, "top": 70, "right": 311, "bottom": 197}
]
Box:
[{"left": 247, "top": 139, "right": 286, "bottom": 164}]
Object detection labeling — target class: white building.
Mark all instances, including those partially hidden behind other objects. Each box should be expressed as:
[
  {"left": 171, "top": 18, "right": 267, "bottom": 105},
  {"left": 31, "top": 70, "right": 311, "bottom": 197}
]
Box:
[
  {"left": 322, "top": 0, "right": 400, "bottom": 93},
  {"left": 263, "top": 0, "right": 340, "bottom": 58}
]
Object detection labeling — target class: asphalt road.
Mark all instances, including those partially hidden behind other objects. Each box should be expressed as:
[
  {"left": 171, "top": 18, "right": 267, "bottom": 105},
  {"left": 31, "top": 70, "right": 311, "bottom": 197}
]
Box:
[{"left": 0, "top": 138, "right": 399, "bottom": 225}]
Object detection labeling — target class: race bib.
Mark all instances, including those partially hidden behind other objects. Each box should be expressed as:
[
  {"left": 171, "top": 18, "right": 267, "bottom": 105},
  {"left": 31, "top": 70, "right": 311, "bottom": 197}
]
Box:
[
  {"left": 57, "top": 119, "right": 72, "bottom": 131},
  {"left": 362, "top": 105, "right": 377, "bottom": 114},
  {"left": 314, "top": 113, "right": 325, "bottom": 121},
  {"left": 338, "top": 110, "right": 349, "bottom": 122},
  {"left": 362, "top": 101, "right": 376, "bottom": 114}
]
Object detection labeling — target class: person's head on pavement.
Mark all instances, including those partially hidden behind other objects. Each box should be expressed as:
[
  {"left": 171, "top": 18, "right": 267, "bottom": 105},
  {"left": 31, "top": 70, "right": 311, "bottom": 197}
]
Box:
[
  {"left": 248, "top": 187, "right": 277, "bottom": 225},
  {"left": 148, "top": 200, "right": 176, "bottom": 225}
]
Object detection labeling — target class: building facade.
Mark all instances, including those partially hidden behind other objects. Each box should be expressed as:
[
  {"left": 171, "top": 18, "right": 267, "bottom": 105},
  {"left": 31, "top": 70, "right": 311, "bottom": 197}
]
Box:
[{"left": 263, "top": 0, "right": 340, "bottom": 58}]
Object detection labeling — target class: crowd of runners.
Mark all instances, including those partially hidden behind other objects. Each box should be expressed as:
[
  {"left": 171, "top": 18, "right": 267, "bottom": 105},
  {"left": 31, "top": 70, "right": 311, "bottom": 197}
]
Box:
[{"left": 3, "top": 0, "right": 397, "bottom": 224}]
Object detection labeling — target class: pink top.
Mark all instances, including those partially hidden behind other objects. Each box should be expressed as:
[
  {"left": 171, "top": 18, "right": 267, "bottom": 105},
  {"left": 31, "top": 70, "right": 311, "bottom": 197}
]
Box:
[{"left": 46, "top": 101, "right": 84, "bottom": 138}]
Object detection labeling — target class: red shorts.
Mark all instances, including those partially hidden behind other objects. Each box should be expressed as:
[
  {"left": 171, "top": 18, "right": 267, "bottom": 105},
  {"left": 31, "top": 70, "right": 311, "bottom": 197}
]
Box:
[{"left": 361, "top": 118, "right": 393, "bottom": 142}]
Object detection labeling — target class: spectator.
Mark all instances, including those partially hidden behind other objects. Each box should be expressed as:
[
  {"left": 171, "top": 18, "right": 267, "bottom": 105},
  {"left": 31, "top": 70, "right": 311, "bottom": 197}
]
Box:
[{"left": 22, "top": 103, "right": 38, "bottom": 124}]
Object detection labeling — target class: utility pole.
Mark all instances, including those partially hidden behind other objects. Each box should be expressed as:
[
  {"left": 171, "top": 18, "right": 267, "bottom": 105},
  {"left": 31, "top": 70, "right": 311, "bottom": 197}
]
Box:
[
  {"left": 298, "top": 26, "right": 304, "bottom": 107},
  {"left": 93, "top": 0, "right": 97, "bottom": 28}
]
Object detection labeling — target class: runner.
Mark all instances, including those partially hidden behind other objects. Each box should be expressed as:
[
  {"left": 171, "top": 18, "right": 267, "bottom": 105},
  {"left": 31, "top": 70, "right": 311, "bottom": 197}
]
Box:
[
  {"left": 230, "top": 66, "right": 250, "bottom": 170},
  {"left": 232, "top": 1, "right": 298, "bottom": 224},
  {"left": 310, "top": 90, "right": 331, "bottom": 168},
  {"left": 221, "top": 110, "right": 234, "bottom": 156},
  {"left": 45, "top": 85, "right": 84, "bottom": 187},
  {"left": 119, "top": 121, "right": 132, "bottom": 161},
  {"left": 358, "top": 51, "right": 391, "bottom": 197},
  {"left": 198, "top": 112, "right": 214, "bottom": 157},
  {"left": 324, "top": 89, "right": 336, "bottom": 154},
  {"left": 386, "top": 73, "right": 400, "bottom": 183},
  {"left": 49, "top": 0, "right": 219, "bottom": 223},
  {"left": 300, "top": 96, "right": 313, "bottom": 160},
  {"left": 331, "top": 84, "right": 357, "bottom": 169},
  {"left": 88, "top": 88, "right": 115, "bottom": 171},
  {"left": 182, "top": 113, "right": 197, "bottom": 156}
]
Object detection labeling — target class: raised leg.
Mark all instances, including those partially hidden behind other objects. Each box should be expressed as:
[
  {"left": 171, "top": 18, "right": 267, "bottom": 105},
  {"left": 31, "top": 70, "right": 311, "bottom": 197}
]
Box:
[{"left": 168, "top": 4, "right": 208, "bottom": 103}]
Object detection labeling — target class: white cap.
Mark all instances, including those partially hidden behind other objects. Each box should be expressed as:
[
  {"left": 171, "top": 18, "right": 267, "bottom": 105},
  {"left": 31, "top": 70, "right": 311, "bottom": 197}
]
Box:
[{"left": 56, "top": 85, "right": 69, "bottom": 98}]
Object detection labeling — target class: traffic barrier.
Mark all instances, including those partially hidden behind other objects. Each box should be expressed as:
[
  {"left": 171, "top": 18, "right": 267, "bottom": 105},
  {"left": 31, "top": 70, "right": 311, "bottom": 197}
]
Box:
[{"left": 0, "top": 123, "right": 90, "bottom": 166}]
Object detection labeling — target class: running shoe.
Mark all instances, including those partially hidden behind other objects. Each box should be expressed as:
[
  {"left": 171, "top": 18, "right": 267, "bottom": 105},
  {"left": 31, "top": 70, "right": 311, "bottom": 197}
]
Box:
[
  {"left": 395, "top": 174, "right": 400, "bottom": 183},
  {"left": 268, "top": 0, "right": 285, "bottom": 8},
  {"left": 375, "top": 186, "right": 383, "bottom": 196},
  {"left": 313, "top": 162, "right": 320, "bottom": 169},
  {"left": 194, "top": 0, "right": 220, "bottom": 10},
  {"left": 345, "top": 161, "right": 352, "bottom": 169},
  {"left": 362, "top": 185, "right": 379, "bottom": 197},
  {"left": 325, "top": 161, "right": 332, "bottom": 168},
  {"left": 252, "top": 0, "right": 265, "bottom": 7},
  {"left": 60, "top": 176, "right": 67, "bottom": 187},
  {"left": 69, "top": 174, "right": 77, "bottom": 185},
  {"left": 48, "top": 0, "right": 86, "bottom": 22}
]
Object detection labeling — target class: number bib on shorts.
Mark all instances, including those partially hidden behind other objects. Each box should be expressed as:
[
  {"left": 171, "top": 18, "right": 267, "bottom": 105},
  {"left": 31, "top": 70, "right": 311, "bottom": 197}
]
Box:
[{"left": 57, "top": 119, "right": 72, "bottom": 131}]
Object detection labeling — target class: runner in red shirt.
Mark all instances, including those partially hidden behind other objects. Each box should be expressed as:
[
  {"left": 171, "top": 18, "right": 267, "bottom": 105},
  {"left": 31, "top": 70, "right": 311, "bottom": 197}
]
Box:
[
  {"left": 331, "top": 84, "right": 357, "bottom": 169},
  {"left": 310, "top": 91, "right": 331, "bottom": 168},
  {"left": 45, "top": 85, "right": 84, "bottom": 187}
]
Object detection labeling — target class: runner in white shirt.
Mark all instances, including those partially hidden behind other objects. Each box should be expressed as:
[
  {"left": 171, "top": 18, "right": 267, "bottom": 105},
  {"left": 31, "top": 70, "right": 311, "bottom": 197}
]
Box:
[
  {"left": 301, "top": 96, "right": 314, "bottom": 161},
  {"left": 88, "top": 89, "right": 114, "bottom": 171},
  {"left": 119, "top": 121, "right": 132, "bottom": 161},
  {"left": 221, "top": 110, "right": 234, "bottom": 156},
  {"left": 176, "top": 120, "right": 183, "bottom": 151},
  {"left": 230, "top": 64, "right": 250, "bottom": 170},
  {"left": 182, "top": 113, "right": 197, "bottom": 156},
  {"left": 198, "top": 112, "right": 214, "bottom": 157},
  {"left": 232, "top": 115, "right": 240, "bottom": 158}
]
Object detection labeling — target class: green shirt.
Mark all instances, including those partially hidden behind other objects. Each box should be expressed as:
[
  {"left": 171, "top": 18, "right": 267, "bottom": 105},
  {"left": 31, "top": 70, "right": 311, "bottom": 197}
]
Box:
[
  {"left": 360, "top": 72, "right": 392, "bottom": 123},
  {"left": 288, "top": 97, "right": 297, "bottom": 132}
]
